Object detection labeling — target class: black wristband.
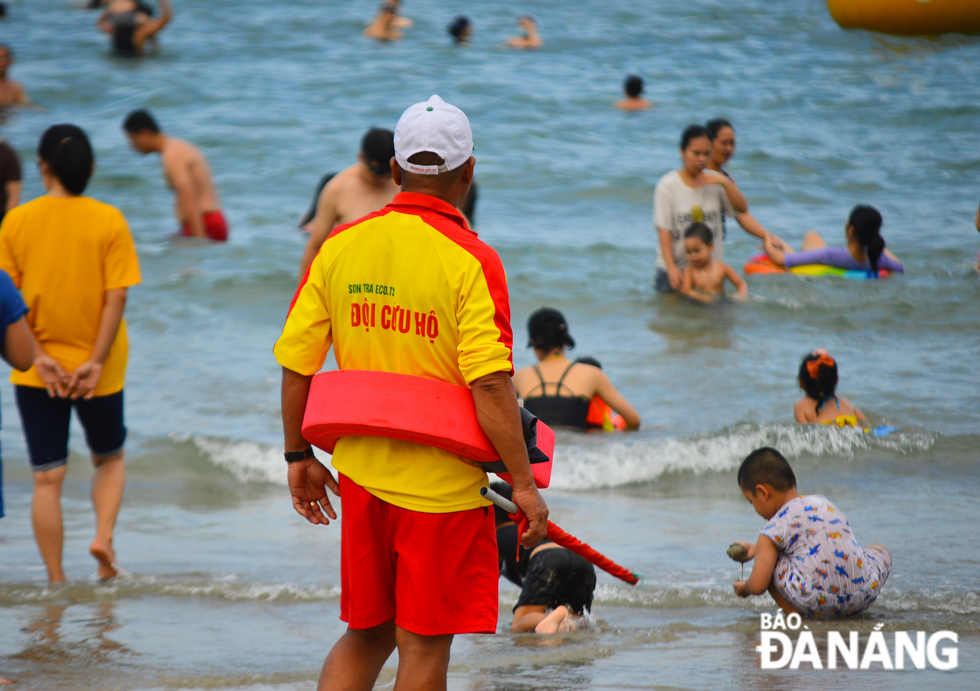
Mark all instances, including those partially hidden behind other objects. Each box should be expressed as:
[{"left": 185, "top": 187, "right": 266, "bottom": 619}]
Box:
[{"left": 284, "top": 447, "right": 315, "bottom": 463}]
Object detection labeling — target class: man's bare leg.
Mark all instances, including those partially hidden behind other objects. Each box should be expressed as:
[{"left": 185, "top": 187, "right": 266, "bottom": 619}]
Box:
[
  {"left": 767, "top": 581, "right": 801, "bottom": 616},
  {"left": 90, "top": 452, "right": 124, "bottom": 579},
  {"left": 32, "top": 465, "right": 67, "bottom": 583},
  {"left": 318, "top": 620, "right": 396, "bottom": 691},
  {"left": 393, "top": 626, "right": 453, "bottom": 691},
  {"left": 801, "top": 231, "right": 828, "bottom": 251}
]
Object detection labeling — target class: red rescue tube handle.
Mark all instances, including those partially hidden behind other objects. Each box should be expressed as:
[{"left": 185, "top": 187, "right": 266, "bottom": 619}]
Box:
[{"left": 479, "top": 486, "right": 643, "bottom": 587}]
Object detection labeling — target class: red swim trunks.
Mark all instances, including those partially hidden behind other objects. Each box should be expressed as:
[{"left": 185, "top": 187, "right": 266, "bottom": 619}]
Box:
[
  {"left": 181, "top": 210, "right": 228, "bottom": 242},
  {"left": 339, "top": 473, "right": 499, "bottom": 636}
]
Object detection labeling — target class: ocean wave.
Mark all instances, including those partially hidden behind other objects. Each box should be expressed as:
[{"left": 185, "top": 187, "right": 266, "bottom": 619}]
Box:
[
  {"left": 0, "top": 574, "right": 340, "bottom": 607},
  {"left": 184, "top": 425, "right": 937, "bottom": 490}
]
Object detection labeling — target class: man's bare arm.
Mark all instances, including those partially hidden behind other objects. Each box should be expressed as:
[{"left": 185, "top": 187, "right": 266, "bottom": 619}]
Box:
[
  {"left": 471, "top": 371, "right": 548, "bottom": 548},
  {"left": 4, "top": 181, "right": 19, "bottom": 213},
  {"left": 298, "top": 184, "right": 340, "bottom": 278},
  {"left": 166, "top": 152, "right": 205, "bottom": 238}
]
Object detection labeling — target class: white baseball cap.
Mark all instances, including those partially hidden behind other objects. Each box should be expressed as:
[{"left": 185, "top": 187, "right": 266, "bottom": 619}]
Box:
[{"left": 394, "top": 95, "right": 473, "bottom": 175}]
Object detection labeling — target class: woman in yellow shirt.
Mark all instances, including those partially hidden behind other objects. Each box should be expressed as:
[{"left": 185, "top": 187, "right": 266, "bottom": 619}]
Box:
[{"left": 0, "top": 124, "right": 141, "bottom": 582}]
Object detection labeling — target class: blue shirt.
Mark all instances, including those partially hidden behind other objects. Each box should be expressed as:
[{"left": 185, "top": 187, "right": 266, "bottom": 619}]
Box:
[{"left": 0, "top": 268, "right": 26, "bottom": 518}]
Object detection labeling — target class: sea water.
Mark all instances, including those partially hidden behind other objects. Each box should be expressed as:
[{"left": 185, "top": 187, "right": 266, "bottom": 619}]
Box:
[{"left": 0, "top": 0, "right": 978, "bottom": 688}]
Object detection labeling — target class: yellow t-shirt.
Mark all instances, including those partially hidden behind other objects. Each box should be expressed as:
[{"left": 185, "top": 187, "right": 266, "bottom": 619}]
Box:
[
  {"left": 274, "top": 192, "right": 514, "bottom": 513},
  {"left": 0, "top": 195, "right": 142, "bottom": 395}
]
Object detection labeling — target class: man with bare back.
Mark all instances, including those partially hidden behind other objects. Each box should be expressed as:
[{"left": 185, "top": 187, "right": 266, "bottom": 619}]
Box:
[
  {"left": 297, "top": 127, "right": 398, "bottom": 278},
  {"left": 123, "top": 109, "right": 228, "bottom": 241}
]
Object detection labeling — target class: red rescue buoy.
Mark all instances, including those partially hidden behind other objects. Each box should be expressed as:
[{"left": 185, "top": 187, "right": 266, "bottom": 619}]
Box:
[{"left": 302, "top": 370, "right": 554, "bottom": 488}]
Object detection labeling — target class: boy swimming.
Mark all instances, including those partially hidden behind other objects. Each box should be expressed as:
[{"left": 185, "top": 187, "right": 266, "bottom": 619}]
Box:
[
  {"left": 732, "top": 448, "right": 891, "bottom": 617},
  {"left": 795, "top": 349, "right": 868, "bottom": 428},
  {"left": 680, "top": 222, "right": 747, "bottom": 303}
]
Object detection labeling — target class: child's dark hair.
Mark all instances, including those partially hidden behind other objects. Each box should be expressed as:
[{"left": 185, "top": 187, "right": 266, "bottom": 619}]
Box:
[
  {"left": 798, "top": 349, "right": 838, "bottom": 413},
  {"left": 624, "top": 75, "right": 643, "bottom": 98},
  {"left": 38, "top": 124, "right": 94, "bottom": 196},
  {"left": 575, "top": 356, "right": 601, "bottom": 369},
  {"left": 848, "top": 204, "right": 885, "bottom": 277},
  {"left": 738, "top": 448, "right": 796, "bottom": 493},
  {"left": 684, "top": 222, "right": 713, "bottom": 246},
  {"left": 489, "top": 481, "right": 513, "bottom": 525},
  {"left": 680, "top": 124, "right": 711, "bottom": 150},
  {"left": 527, "top": 307, "right": 574, "bottom": 351}
]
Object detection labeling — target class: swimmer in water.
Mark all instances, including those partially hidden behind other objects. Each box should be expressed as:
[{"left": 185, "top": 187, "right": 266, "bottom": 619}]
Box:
[
  {"left": 491, "top": 482, "right": 596, "bottom": 633},
  {"left": 974, "top": 201, "right": 979, "bottom": 271},
  {"left": 762, "top": 205, "right": 904, "bottom": 276},
  {"left": 363, "top": 1, "right": 406, "bottom": 42},
  {"left": 298, "top": 127, "right": 398, "bottom": 279},
  {"left": 97, "top": 0, "right": 171, "bottom": 57},
  {"left": 614, "top": 75, "right": 653, "bottom": 110},
  {"left": 512, "top": 308, "right": 640, "bottom": 431},
  {"left": 0, "top": 45, "right": 30, "bottom": 108},
  {"left": 123, "top": 109, "right": 228, "bottom": 241},
  {"left": 505, "top": 15, "right": 542, "bottom": 49},
  {"left": 448, "top": 15, "right": 472, "bottom": 45},
  {"left": 680, "top": 222, "right": 747, "bottom": 303},
  {"left": 794, "top": 350, "right": 868, "bottom": 428}
]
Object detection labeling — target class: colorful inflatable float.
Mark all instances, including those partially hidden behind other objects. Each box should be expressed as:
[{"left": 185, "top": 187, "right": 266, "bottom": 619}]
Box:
[
  {"left": 302, "top": 370, "right": 554, "bottom": 488},
  {"left": 743, "top": 252, "right": 890, "bottom": 280},
  {"left": 827, "top": 0, "right": 980, "bottom": 36}
]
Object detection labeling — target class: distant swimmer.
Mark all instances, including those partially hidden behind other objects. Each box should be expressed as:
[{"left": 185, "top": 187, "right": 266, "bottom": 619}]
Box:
[
  {"left": 975, "top": 201, "right": 979, "bottom": 270},
  {"left": 732, "top": 448, "right": 891, "bottom": 617},
  {"left": 448, "top": 15, "right": 472, "bottom": 45},
  {"left": 512, "top": 308, "right": 640, "bottom": 431},
  {"left": 705, "top": 118, "right": 783, "bottom": 249},
  {"left": 0, "top": 135, "right": 20, "bottom": 221},
  {"left": 98, "top": 0, "right": 171, "bottom": 57},
  {"left": 363, "top": 1, "right": 404, "bottom": 42},
  {"left": 654, "top": 124, "right": 756, "bottom": 292},
  {"left": 614, "top": 75, "right": 653, "bottom": 110},
  {"left": 0, "top": 45, "right": 30, "bottom": 108},
  {"left": 762, "top": 205, "right": 903, "bottom": 276},
  {"left": 505, "top": 15, "right": 542, "bottom": 49},
  {"left": 680, "top": 222, "right": 747, "bottom": 303},
  {"left": 490, "top": 482, "right": 596, "bottom": 633},
  {"left": 794, "top": 349, "right": 867, "bottom": 428},
  {"left": 123, "top": 109, "right": 228, "bottom": 241},
  {"left": 0, "top": 124, "right": 142, "bottom": 583},
  {"left": 298, "top": 127, "right": 397, "bottom": 277}
]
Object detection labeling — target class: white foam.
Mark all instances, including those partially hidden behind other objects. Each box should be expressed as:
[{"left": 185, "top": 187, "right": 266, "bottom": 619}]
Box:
[
  {"left": 548, "top": 424, "right": 935, "bottom": 490},
  {"left": 190, "top": 436, "right": 291, "bottom": 485}
]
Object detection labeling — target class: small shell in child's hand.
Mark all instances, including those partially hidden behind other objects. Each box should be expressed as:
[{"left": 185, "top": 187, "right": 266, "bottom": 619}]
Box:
[{"left": 727, "top": 542, "right": 751, "bottom": 563}]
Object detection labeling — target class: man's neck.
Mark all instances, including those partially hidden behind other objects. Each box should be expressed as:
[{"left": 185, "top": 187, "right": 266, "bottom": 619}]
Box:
[{"left": 399, "top": 185, "right": 458, "bottom": 208}]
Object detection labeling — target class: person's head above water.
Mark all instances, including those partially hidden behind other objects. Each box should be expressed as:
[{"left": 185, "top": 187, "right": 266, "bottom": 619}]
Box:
[
  {"left": 798, "top": 349, "right": 838, "bottom": 411},
  {"left": 527, "top": 307, "right": 574, "bottom": 353},
  {"left": 122, "top": 109, "right": 163, "bottom": 153},
  {"left": 706, "top": 118, "right": 735, "bottom": 167},
  {"left": 737, "top": 447, "right": 798, "bottom": 519},
  {"left": 684, "top": 222, "right": 714, "bottom": 268},
  {"left": 38, "top": 124, "right": 95, "bottom": 196},
  {"left": 679, "top": 124, "right": 712, "bottom": 176},
  {"left": 624, "top": 75, "right": 643, "bottom": 98},
  {"left": 392, "top": 95, "right": 475, "bottom": 208},
  {"left": 448, "top": 16, "right": 471, "bottom": 43},
  {"left": 360, "top": 127, "right": 395, "bottom": 178},
  {"left": 846, "top": 204, "right": 886, "bottom": 277}
]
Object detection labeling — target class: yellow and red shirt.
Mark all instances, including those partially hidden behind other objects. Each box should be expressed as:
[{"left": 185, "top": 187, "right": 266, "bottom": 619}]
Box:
[{"left": 274, "top": 192, "right": 513, "bottom": 513}]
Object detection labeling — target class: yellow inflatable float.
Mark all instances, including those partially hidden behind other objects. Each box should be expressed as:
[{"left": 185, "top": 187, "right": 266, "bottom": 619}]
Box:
[{"left": 827, "top": 0, "right": 980, "bottom": 36}]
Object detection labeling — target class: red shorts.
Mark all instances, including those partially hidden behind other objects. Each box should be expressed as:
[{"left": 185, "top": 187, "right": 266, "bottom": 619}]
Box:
[
  {"left": 181, "top": 210, "right": 228, "bottom": 242},
  {"left": 339, "top": 474, "right": 498, "bottom": 636}
]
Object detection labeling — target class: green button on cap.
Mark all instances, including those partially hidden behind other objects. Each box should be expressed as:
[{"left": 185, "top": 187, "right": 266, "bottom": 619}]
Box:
[{"left": 427, "top": 106, "right": 433, "bottom": 111}]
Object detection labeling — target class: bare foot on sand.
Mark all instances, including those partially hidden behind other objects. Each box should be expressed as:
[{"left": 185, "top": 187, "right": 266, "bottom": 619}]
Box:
[
  {"left": 534, "top": 606, "right": 569, "bottom": 634},
  {"left": 90, "top": 540, "right": 118, "bottom": 580}
]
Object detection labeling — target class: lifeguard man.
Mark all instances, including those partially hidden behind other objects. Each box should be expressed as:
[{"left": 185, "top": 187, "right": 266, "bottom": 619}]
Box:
[{"left": 274, "top": 95, "right": 549, "bottom": 691}]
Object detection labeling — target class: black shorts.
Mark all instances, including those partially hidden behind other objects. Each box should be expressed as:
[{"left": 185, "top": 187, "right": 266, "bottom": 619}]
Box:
[
  {"left": 15, "top": 386, "right": 127, "bottom": 472},
  {"left": 655, "top": 269, "right": 674, "bottom": 293},
  {"left": 514, "top": 547, "right": 597, "bottom": 615}
]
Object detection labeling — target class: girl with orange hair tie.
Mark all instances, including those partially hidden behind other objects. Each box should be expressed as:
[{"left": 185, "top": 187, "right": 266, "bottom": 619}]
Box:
[{"left": 793, "top": 350, "right": 868, "bottom": 428}]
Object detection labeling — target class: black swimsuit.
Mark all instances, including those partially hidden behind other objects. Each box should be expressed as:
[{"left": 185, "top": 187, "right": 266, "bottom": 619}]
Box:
[
  {"left": 110, "top": 10, "right": 139, "bottom": 55},
  {"left": 522, "top": 363, "right": 590, "bottom": 431}
]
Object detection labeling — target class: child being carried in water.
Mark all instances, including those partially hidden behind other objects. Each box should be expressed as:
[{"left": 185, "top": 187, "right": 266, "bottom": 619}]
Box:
[
  {"left": 795, "top": 349, "right": 867, "bottom": 429},
  {"left": 680, "top": 222, "right": 747, "bottom": 303},
  {"left": 733, "top": 447, "right": 891, "bottom": 617}
]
